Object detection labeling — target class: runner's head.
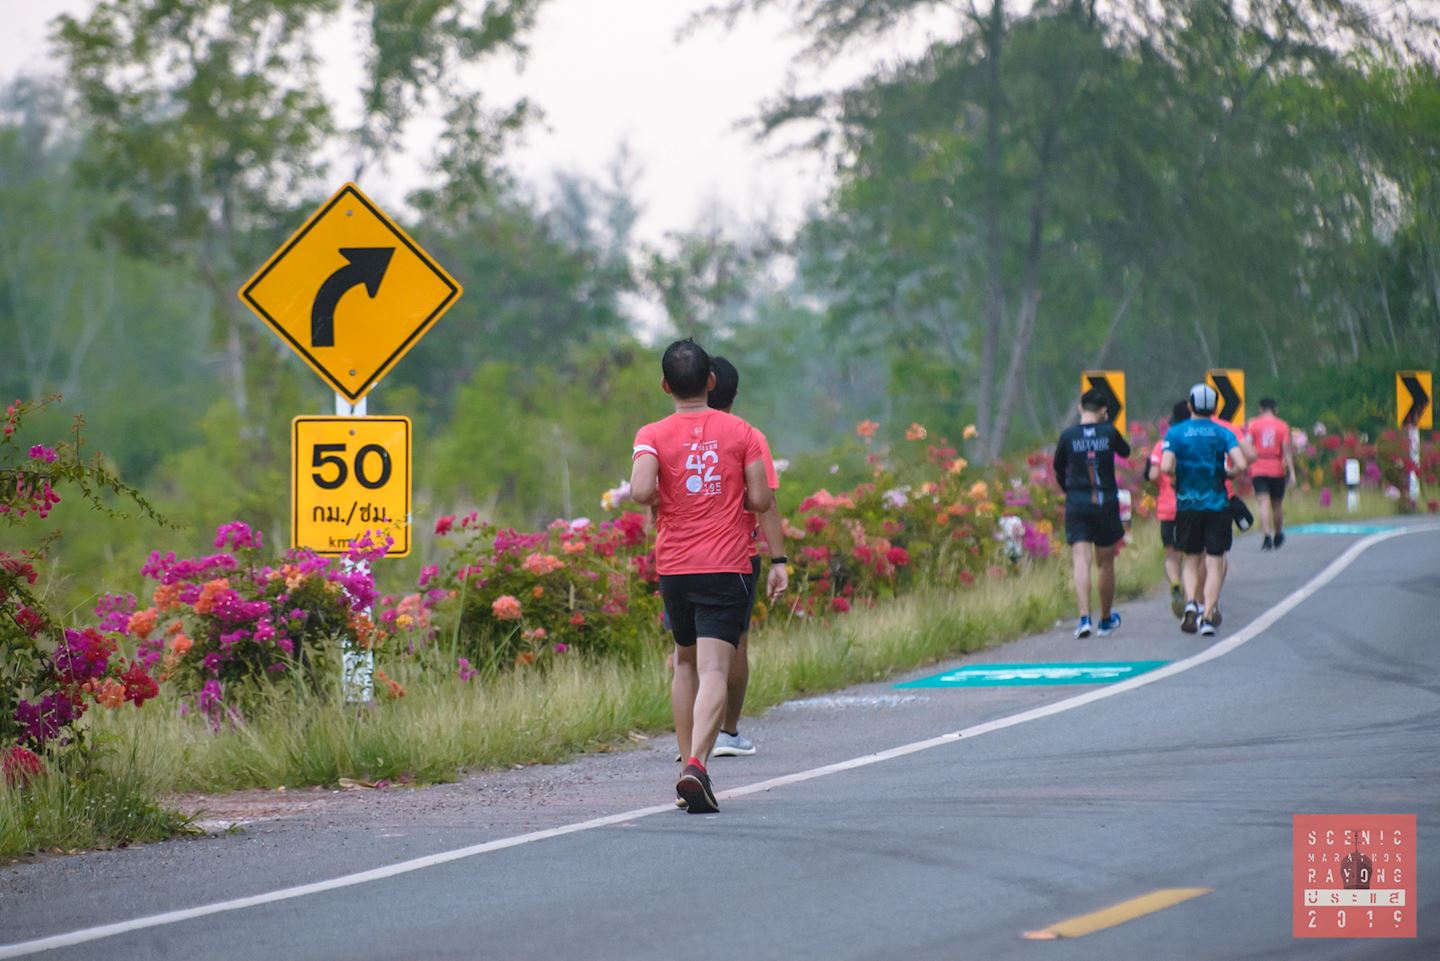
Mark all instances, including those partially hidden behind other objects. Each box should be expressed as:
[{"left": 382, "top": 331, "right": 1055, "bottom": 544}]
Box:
[
  {"left": 1188, "top": 383, "right": 1218, "bottom": 416},
  {"left": 1171, "top": 400, "right": 1190, "bottom": 425},
  {"left": 661, "top": 338, "right": 713, "bottom": 400},
  {"left": 1079, "top": 387, "right": 1109, "bottom": 422},
  {"left": 1258, "top": 397, "right": 1277, "bottom": 413},
  {"left": 708, "top": 356, "right": 739, "bottom": 412}
]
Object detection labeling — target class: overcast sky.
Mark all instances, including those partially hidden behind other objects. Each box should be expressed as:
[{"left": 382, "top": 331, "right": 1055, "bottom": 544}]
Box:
[{"left": 0, "top": 0, "right": 947, "bottom": 244}]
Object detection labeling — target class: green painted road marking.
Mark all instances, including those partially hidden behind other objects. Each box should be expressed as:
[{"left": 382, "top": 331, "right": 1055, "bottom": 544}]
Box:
[
  {"left": 1288, "top": 523, "right": 1397, "bottom": 535},
  {"left": 896, "top": 661, "right": 1168, "bottom": 689}
]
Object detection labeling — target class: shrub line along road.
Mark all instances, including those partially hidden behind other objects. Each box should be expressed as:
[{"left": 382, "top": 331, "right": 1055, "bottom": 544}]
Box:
[{"left": 2, "top": 521, "right": 1437, "bottom": 960}]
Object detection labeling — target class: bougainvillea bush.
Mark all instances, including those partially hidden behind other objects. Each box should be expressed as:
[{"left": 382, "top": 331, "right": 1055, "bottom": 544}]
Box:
[
  {"left": 1, "top": 398, "right": 165, "bottom": 784},
  {"left": 112, "top": 524, "right": 391, "bottom": 719},
  {"left": 390, "top": 510, "right": 666, "bottom": 677}
]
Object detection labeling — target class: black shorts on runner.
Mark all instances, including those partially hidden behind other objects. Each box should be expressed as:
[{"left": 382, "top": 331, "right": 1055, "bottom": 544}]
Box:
[
  {"left": 660, "top": 570, "right": 757, "bottom": 647},
  {"left": 1064, "top": 501, "right": 1125, "bottom": 548},
  {"left": 1175, "top": 509, "right": 1233, "bottom": 557},
  {"left": 1160, "top": 520, "right": 1176, "bottom": 550},
  {"left": 1251, "top": 475, "right": 1287, "bottom": 500}
]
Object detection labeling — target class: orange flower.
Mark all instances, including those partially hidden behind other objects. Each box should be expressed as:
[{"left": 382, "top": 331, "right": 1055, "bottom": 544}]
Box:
[
  {"left": 193, "top": 578, "right": 230, "bottom": 615},
  {"left": 962, "top": 424, "right": 979, "bottom": 440},
  {"left": 127, "top": 607, "right": 159, "bottom": 638},
  {"left": 492, "top": 595, "right": 523, "bottom": 621},
  {"left": 375, "top": 668, "right": 406, "bottom": 699},
  {"left": 968, "top": 481, "right": 990, "bottom": 499},
  {"left": 514, "top": 651, "right": 536, "bottom": 667},
  {"left": 532, "top": 585, "right": 544, "bottom": 598},
  {"left": 855, "top": 419, "right": 879, "bottom": 441},
  {"left": 170, "top": 632, "right": 193, "bottom": 656},
  {"left": 521, "top": 552, "right": 565, "bottom": 575},
  {"left": 153, "top": 582, "right": 183, "bottom": 611},
  {"left": 95, "top": 678, "right": 126, "bottom": 709},
  {"left": 947, "top": 457, "right": 969, "bottom": 475},
  {"left": 905, "top": 422, "right": 928, "bottom": 441},
  {"left": 561, "top": 540, "right": 588, "bottom": 555}
]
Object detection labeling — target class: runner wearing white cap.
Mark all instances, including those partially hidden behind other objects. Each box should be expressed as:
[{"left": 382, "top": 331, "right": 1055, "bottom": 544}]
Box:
[{"left": 1159, "top": 384, "right": 1248, "bottom": 635}]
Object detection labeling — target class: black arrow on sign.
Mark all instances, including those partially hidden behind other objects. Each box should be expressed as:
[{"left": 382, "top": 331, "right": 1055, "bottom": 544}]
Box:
[
  {"left": 310, "top": 247, "right": 396, "bottom": 348},
  {"left": 1401, "top": 374, "right": 1430, "bottom": 426},
  {"left": 1086, "top": 375, "right": 1123, "bottom": 426},
  {"left": 1213, "top": 374, "right": 1241, "bottom": 422}
]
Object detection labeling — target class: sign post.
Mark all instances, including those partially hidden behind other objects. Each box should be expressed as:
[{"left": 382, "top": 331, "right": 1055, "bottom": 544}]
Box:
[
  {"left": 1396, "top": 371, "right": 1431, "bottom": 504},
  {"left": 1081, "top": 370, "right": 1126, "bottom": 437},
  {"left": 240, "top": 182, "right": 461, "bottom": 703},
  {"left": 1205, "top": 369, "right": 1245, "bottom": 426}
]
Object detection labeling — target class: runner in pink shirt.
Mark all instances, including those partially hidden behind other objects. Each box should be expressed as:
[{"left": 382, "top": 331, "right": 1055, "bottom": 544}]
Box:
[
  {"left": 1144, "top": 401, "right": 1189, "bottom": 617},
  {"left": 630, "top": 339, "right": 772, "bottom": 814},
  {"left": 1245, "top": 397, "right": 1298, "bottom": 550}
]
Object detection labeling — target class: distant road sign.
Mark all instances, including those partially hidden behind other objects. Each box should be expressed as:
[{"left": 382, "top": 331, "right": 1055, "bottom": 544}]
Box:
[
  {"left": 1205, "top": 369, "right": 1245, "bottom": 426},
  {"left": 896, "top": 661, "right": 1168, "bottom": 688},
  {"left": 1396, "top": 371, "right": 1432, "bottom": 429},
  {"left": 292, "top": 417, "right": 411, "bottom": 557},
  {"left": 240, "top": 183, "right": 462, "bottom": 402},
  {"left": 1081, "top": 370, "right": 1126, "bottom": 436}
]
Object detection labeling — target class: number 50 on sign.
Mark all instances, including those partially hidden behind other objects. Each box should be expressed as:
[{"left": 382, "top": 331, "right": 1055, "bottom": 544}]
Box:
[{"left": 292, "top": 417, "right": 411, "bottom": 557}]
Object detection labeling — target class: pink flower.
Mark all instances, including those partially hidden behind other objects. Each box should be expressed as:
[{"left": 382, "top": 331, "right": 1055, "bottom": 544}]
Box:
[
  {"left": 553, "top": 643, "right": 570, "bottom": 653},
  {"left": 27, "top": 444, "right": 57, "bottom": 463},
  {"left": 830, "top": 596, "right": 851, "bottom": 614},
  {"left": 885, "top": 546, "right": 911, "bottom": 567},
  {"left": 492, "top": 595, "right": 523, "bottom": 621},
  {"left": 435, "top": 515, "right": 456, "bottom": 535}
]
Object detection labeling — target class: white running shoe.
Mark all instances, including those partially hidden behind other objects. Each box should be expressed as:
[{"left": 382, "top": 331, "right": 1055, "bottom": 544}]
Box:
[{"left": 712, "top": 731, "right": 756, "bottom": 757}]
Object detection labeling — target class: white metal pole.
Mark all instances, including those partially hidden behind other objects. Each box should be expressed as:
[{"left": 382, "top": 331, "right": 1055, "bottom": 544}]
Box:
[
  {"left": 1410, "top": 426, "right": 1422, "bottom": 504},
  {"left": 1344, "top": 457, "right": 1360, "bottom": 513},
  {"left": 336, "top": 390, "right": 374, "bottom": 703}
]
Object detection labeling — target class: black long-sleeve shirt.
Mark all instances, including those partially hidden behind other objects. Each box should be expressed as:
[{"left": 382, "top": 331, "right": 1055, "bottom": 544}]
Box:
[{"left": 1053, "top": 421, "right": 1131, "bottom": 507}]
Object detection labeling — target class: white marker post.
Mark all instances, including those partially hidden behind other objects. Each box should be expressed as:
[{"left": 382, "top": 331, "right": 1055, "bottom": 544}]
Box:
[
  {"left": 1409, "top": 426, "right": 1422, "bottom": 504},
  {"left": 1344, "top": 458, "right": 1361, "bottom": 514},
  {"left": 337, "top": 391, "right": 375, "bottom": 704}
]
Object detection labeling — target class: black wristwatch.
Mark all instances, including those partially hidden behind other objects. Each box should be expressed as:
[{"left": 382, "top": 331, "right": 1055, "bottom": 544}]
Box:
[{"left": 770, "top": 555, "right": 788, "bottom": 565}]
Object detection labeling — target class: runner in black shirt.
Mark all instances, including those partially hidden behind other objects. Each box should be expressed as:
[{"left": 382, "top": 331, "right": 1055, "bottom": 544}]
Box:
[{"left": 1053, "top": 388, "right": 1132, "bottom": 638}]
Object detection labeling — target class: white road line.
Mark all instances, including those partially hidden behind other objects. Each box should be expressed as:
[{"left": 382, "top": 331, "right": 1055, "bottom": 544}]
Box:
[{"left": 2, "top": 524, "right": 1434, "bottom": 959}]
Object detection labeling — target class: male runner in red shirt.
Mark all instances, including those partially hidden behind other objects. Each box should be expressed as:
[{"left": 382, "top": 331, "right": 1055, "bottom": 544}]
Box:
[
  {"left": 630, "top": 339, "right": 772, "bottom": 814},
  {"left": 1245, "top": 397, "right": 1297, "bottom": 550}
]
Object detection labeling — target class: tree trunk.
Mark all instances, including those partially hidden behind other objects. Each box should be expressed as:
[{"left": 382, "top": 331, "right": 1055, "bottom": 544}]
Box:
[
  {"left": 977, "top": 0, "right": 1005, "bottom": 458},
  {"left": 988, "top": 153, "right": 1051, "bottom": 460}
]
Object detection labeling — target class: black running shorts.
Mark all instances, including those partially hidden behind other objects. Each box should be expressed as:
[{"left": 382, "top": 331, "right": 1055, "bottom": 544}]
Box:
[
  {"left": 1175, "top": 509, "right": 1233, "bottom": 557},
  {"left": 1064, "top": 501, "right": 1125, "bottom": 548},
  {"left": 1160, "top": 519, "right": 1176, "bottom": 550},
  {"left": 1251, "top": 475, "right": 1287, "bottom": 501},
  {"left": 660, "top": 570, "right": 757, "bottom": 647}
]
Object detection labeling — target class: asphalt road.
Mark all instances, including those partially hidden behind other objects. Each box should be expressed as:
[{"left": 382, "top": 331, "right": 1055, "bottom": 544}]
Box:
[{"left": 2, "top": 520, "right": 1437, "bottom": 960}]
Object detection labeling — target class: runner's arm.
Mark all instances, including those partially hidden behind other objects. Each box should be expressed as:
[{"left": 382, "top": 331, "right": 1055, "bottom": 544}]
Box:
[
  {"left": 758, "top": 505, "right": 788, "bottom": 601},
  {"left": 743, "top": 458, "right": 773, "bottom": 514},
  {"left": 1160, "top": 448, "right": 1176, "bottom": 476},
  {"left": 1052, "top": 439, "right": 1068, "bottom": 493},
  {"left": 1225, "top": 444, "right": 1248, "bottom": 476},
  {"left": 629, "top": 452, "right": 659, "bottom": 506},
  {"left": 1283, "top": 437, "right": 1298, "bottom": 483},
  {"left": 1112, "top": 427, "right": 1131, "bottom": 459}
]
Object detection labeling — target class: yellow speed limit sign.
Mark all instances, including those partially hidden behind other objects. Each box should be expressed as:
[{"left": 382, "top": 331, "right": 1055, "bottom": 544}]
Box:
[{"left": 292, "top": 417, "right": 411, "bottom": 557}]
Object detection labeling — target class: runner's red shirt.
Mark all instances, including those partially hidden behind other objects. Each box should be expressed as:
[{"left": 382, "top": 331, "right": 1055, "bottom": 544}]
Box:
[
  {"left": 1148, "top": 443, "right": 1177, "bottom": 521},
  {"left": 633, "top": 410, "right": 766, "bottom": 575},
  {"left": 1245, "top": 413, "right": 1290, "bottom": 478}
]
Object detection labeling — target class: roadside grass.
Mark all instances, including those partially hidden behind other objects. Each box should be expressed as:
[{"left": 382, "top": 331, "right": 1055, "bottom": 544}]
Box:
[
  {"left": 79, "top": 529, "right": 1158, "bottom": 798},
  {"left": 11, "top": 494, "right": 1407, "bottom": 857},
  {"left": 0, "top": 739, "right": 190, "bottom": 860}
]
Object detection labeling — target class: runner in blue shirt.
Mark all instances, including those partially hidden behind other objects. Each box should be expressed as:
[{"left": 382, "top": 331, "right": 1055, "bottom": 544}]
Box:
[{"left": 1160, "top": 384, "right": 1247, "bottom": 636}]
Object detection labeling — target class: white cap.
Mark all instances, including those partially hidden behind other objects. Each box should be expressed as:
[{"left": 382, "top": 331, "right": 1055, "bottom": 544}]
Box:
[{"left": 1189, "top": 383, "right": 1218, "bottom": 414}]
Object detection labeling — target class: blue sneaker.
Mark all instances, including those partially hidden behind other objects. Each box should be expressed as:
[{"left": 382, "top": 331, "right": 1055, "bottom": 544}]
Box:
[
  {"left": 1097, "top": 612, "right": 1121, "bottom": 636},
  {"left": 1074, "top": 616, "right": 1093, "bottom": 639}
]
